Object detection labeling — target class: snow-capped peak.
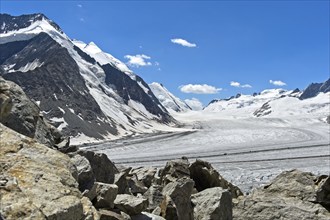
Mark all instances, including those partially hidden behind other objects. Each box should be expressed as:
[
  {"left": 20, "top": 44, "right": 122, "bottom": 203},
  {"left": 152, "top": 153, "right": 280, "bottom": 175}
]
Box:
[
  {"left": 149, "top": 82, "right": 191, "bottom": 112},
  {"left": 0, "top": 13, "right": 67, "bottom": 44},
  {"left": 72, "top": 39, "right": 135, "bottom": 79}
]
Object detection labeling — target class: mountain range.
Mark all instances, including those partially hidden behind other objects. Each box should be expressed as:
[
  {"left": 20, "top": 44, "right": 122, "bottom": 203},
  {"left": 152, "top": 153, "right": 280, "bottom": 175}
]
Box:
[
  {"left": 0, "top": 13, "right": 329, "bottom": 144},
  {"left": 0, "top": 13, "right": 175, "bottom": 142}
]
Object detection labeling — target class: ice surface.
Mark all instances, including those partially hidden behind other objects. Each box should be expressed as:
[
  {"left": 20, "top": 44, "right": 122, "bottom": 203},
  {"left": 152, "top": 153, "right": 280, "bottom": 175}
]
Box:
[{"left": 83, "top": 92, "right": 330, "bottom": 193}]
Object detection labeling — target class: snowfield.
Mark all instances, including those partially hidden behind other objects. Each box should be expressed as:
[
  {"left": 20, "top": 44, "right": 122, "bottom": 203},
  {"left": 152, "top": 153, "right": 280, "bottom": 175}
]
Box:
[{"left": 82, "top": 92, "right": 330, "bottom": 193}]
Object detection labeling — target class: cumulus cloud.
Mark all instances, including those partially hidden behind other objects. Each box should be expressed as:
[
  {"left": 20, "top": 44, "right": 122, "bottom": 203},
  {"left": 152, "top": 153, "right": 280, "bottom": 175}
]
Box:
[
  {"left": 269, "top": 80, "right": 286, "bottom": 86},
  {"left": 179, "top": 84, "right": 222, "bottom": 94},
  {"left": 77, "top": 4, "right": 83, "bottom": 8},
  {"left": 171, "top": 38, "right": 197, "bottom": 48},
  {"left": 124, "top": 54, "right": 152, "bottom": 67},
  {"left": 184, "top": 98, "right": 203, "bottom": 111},
  {"left": 79, "top": 18, "right": 85, "bottom": 22},
  {"left": 230, "top": 81, "right": 252, "bottom": 88}
]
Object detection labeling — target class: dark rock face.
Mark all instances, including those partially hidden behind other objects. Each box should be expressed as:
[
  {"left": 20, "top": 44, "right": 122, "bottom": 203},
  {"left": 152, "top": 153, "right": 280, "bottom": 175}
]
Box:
[
  {"left": 102, "top": 64, "right": 171, "bottom": 123},
  {"left": 78, "top": 150, "right": 119, "bottom": 184},
  {"left": 0, "top": 33, "right": 117, "bottom": 138},
  {"left": 253, "top": 102, "right": 272, "bottom": 117},
  {"left": 189, "top": 159, "right": 243, "bottom": 198},
  {"left": 0, "top": 76, "right": 62, "bottom": 147},
  {"left": 300, "top": 78, "right": 330, "bottom": 100}
]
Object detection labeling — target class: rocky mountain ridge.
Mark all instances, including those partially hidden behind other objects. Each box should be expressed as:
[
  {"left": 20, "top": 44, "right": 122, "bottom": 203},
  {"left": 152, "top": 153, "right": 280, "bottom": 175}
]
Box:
[{"left": 0, "top": 13, "right": 174, "bottom": 143}]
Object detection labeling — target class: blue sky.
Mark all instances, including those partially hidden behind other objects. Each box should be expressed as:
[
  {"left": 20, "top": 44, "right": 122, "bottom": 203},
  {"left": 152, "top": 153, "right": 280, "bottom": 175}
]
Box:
[{"left": 2, "top": 1, "right": 329, "bottom": 106}]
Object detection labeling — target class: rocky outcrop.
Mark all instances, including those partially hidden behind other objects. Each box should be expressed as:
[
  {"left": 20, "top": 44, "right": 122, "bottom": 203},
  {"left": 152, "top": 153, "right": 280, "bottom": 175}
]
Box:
[
  {"left": 191, "top": 187, "right": 232, "bottom": 220},
  {"left": 114, "top": 194, "right": 149, "bottom": 216},
  {"left": 0, "top": 76, "right": 62, "bottom": 147},
  {"left": 78, "top": 150, "right": 119, "bottom": 184},
  {"left": 0, "top": 123, "right": 94, "bottom": 219},
  {"left": 161, "top": 177, "right": 194, "bottom": 220},
  {"left": 300, "top": 78, "right": 330, "bottom": 100},
  {"left": 233, "top": 170, "right": 330, "bottom": 220},
  {"left": 160, "top": 158, "right": 190, "bottom": 185},
  {"left": 71, "top": 154, "right": 95, "bottom": 191},
  {"left": 189, "top": 159, "right": 243, "bottom": 198},
  {"left": 94, "top": 183, "right": 118, "bottom": 209},
  {"left": 130, "top": 167, "right": 157, "bottom": 188}
]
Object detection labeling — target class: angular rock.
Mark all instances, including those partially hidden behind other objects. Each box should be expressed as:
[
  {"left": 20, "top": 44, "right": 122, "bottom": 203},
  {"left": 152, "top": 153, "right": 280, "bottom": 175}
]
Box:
[
  {"left": 78, "top": 150, "right": 119, "bottom": 184},
  {"left": 191, "top": 187, "right": 232, "bottom": 220},
  {"left": 83, "top": 182, "right": 98, "bottom": 201},
  {"left": 0, "top": 77, "right": 63, "bottom": 147},
  {"left": 159, "top": 196, "right": 178, "bottom": 220},
  {"left": 81, "top": 197, "right": 100, "bottom": 220},
  {"left": 130, "top": 167, "right": 157, "bottom": 188},
  {"left": 189, "top": 159, "right": 243, "bottom": 198},
  {"left": 94, "top": 182, "right": 118, "bottom": 209},
  {"left": 143, "top": 185, "right": 164, "bottom": 212},
  {"left": 161, "top": 177, "right": 194, "bottom": 220},
  {"left": 128, "top": 174, "right": 148, "bottom": 195},
  {"left": 114, "top": 167, "right": 131, "bottom": 194},
  {"left": 0, "top": 123, "right": 84, "bottom": 220},
  {"left": 160, "top": 158, "right": 190, "bottom": 185},
  {"left": 71, "top": 154, "right": 95, "bottom": 191},
  {"left": 114, "top": 194, "right": 148, "bottom": 216},
  {"left": 233, "top": 170, "right": 330, "bottom": 220},
  {"left": 316, "top": 176, "right": 330, "bottom": 210},
  {"left": 55, "top": 137, "right": 78, "bottom": 153}
]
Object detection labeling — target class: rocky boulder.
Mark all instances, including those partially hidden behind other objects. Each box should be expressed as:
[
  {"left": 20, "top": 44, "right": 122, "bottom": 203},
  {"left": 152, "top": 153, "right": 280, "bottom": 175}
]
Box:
[
  {"left": 160, "top": 177, "right": 194, "bottom": 220},
  {"left": 71, "top": 154, "right": 95, "bottom": 192},
  {"left": 160, "top": 158, "right": 190, "bottom": 185},
  {"left": 114, "top": 194, "right": 149, "bottom": 216},
  {"left": 0, "top": 76, "right": 62, "bottom": 147},
  {"left": 316, "top": 176, "right": 330, "bottom": 211},
  {"left": 0, "top": 123, "right": 95, "bottom": 219},
  {"left": 233, "top": 170, "right": 330, "bottom": 220},
  {"left": 78, "top": 150, "right": 119, "bottom": 184},
  {"left": 189, "top": 159, "right": 243, "bottom": 198},
  {"left": 191, "top": 187, "right": 232, "bottom": 220},
  {"left": 93, "top": 182, "right": 118, "bottom": 209}
]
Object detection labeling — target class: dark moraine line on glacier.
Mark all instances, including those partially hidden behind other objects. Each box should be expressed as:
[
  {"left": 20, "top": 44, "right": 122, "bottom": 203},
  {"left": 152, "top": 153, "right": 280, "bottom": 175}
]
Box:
[{"left": 112, "top": 144, "right": 330, "bottom": 165}]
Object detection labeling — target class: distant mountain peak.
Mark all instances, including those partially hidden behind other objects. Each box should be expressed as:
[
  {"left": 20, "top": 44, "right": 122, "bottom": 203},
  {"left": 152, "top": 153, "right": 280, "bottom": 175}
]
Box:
[{"left": 0, "top": 13, "right": 62, "bottom": 34}]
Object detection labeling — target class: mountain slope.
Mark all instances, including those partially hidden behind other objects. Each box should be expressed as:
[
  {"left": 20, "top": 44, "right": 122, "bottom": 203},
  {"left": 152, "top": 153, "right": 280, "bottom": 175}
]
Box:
[
  {"left": 204, "top": 87, "right": 329, "bottom": 121},
  {"left": 0, "top": 13, "right": 174, "bottom": 142},
  {"left": 299, "top": 78, "right": 330, "bottom": 100},
  {"left": 149, "top": 82, "right": 191, "bottom": 112}
]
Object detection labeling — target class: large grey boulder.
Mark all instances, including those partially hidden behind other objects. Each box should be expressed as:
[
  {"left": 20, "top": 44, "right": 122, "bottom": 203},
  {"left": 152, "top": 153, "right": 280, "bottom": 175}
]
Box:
[
  {"left": 191, "top": 187, "right": 232, "bottom": 220},
  {"left": 160, "top": 158, "right": 190, "bottom": 185},
  {"left": 114, "top": 194, "right": 149, "bottom": 216},
  {"left": 78, "top": 150, "right": 119, "bottom": 184},
  {"left": 0, "top": 77, "right": 62, "bottom": 147},
  {"left": 0, "top": 123, "right": 95, "bottom": 220},
  {"left": 233, "top": 170, "right": 330, "bottom": 220},
  {"left": 94, "top": 182, "right": 118, "bottom": 209},
  {"left": 160, "top": 177, "right": 194, "bottom": 220},
  {"left": 189, "top": 159, "right": 243, "bottom": 198},
  {"left": 71, "top": 154, "right": 95, "bottom": 191}
]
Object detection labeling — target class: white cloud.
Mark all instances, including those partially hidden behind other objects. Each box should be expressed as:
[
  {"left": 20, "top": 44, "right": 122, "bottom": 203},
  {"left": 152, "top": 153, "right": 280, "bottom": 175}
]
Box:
[
  {"left": 154, "top": 61, "right": 160, "bottom": 66},
  {"left": 269, "top": 80, "right": 286, "bottom": 86},
  {"left": 230, "top": 81, "right": 252, "bottom": 88},
  {"left": 179, "top": 84, "right": 222, "bottom": 94},
  {"left": 124, "top": 54, "right": 152, "bottom": 67},
  {"left": 184, "top": 98, "right": 203, "bottom": 111},
  {"left": 77, "top": 4, "right": 82, "bottom": 8},
  {"left": 79, "top": 18, "right": 85, "bottom": 22},
  {"left": 171, "top": 38, "right": 197, "bottom": 48}
]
